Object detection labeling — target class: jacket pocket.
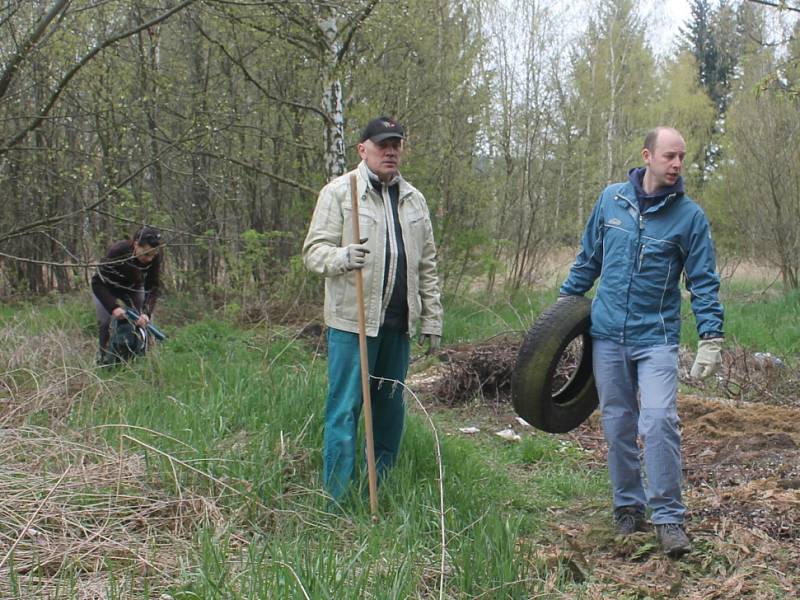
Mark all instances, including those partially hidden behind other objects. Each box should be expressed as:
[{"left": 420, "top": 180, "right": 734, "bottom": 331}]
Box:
[
  {"left": 404, "top": 209, "right": 428, "bottom": 261},
  {"left": 329, "top": 271, "right": 358, "bottom": 323},
  {"left": 342, "top": 201, "right": 378, "bottom": 243}
]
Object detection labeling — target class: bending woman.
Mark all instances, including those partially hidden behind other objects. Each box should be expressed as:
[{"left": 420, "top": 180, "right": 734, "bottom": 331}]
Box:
[{"left": 91, "top": 226, "right": 162, "bottom": 360}]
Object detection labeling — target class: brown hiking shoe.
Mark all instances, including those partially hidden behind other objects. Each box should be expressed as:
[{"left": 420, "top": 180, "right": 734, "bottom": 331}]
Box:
[
  {"left": 613, "top": 506, "right": 647, "bottom": 535},
  {"left": 656, "top": 523, "right": 692, "bottom": 557}
]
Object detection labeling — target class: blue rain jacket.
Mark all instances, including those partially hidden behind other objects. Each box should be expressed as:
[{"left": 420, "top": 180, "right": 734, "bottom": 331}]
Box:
[{"left": 560, "top": 171, "right": 723, "bottom": 346}]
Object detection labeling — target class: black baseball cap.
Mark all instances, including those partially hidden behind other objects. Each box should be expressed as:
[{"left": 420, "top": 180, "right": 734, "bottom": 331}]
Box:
[
  {"left": 359, "top": 116, "right": 405, "bottom": 143},
  {"left": 135, "top": 226, "right": 162, "bottom": 247}
]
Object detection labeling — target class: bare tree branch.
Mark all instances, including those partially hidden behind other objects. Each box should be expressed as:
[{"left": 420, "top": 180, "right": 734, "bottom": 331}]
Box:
[
  {"left": 0, "top": 132, "right": 191, "bottom": 245},
  {"left": 116, "top": 112, "right": 321, "bottom": 195},
  {"left": 192, "top": 20, "right": 333, "bottom": 124},
  {"left": 0, "top": 241, "right": 188, "bottom": 268},
  {"left": 89, "top": 208, "right": 241, "bottom": 242},
  {"left": 192, "top": 149, "right": 318, "bottom": 195},
  {"left": 0, "top": 0, "right": 69, "bottom": 102},
  {"left": 746, "top": 0, "right": 800, "bottom": 13},
  {"left": 336, "top": 0, "right": 380, "bottom": 64},
  {"left": 208, "top": 0, "right": 325, "bottom": 59},
  {"left": 0, "top": 0, "right": 196, "bottom": 156},
  {"left": 0, "top": 2, "right": 24, "bottom": 31}
]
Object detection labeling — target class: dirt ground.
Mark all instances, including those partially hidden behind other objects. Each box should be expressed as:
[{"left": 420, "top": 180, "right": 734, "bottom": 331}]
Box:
[{"left": 409, "top": 341, "right": 800, "bottom": 599}]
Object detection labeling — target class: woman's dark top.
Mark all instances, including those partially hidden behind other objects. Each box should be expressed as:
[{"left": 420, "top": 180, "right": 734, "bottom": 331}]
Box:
[{"left": 91, "top": 240, "right": 161, "bottom": 315}]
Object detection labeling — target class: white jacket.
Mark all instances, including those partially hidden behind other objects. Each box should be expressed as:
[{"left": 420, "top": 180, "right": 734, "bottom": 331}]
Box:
[{"left": 303, "top": 161, "right": 443, "bottom": 337}]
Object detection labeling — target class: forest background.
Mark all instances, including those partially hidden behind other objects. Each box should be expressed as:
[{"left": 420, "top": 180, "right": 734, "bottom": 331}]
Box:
[
  {"left": 1, "top": 0, "right": 799, "bottom": 303},
  {"left": 2, "top": 2, "right": 800, "bottom": 597}
]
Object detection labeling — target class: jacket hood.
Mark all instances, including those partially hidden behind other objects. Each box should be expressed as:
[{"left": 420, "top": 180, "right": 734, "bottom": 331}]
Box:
[{"left": 628, "top": 167, "right": 684, "bottom": 203}]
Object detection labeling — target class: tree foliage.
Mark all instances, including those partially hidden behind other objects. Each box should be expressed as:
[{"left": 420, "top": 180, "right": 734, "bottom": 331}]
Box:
[
  {"left": 0, "top": 0, "right": 798, "bottom": 298},
  {"left": 682, "top": 0, "right": 740, "bottom": 113},
  {"left": 708, "top": 28, "right": 800, "bottom": 289}
]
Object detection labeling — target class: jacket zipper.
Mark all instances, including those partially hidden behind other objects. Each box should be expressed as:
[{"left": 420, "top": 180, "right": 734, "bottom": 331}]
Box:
[
  {"left": 616, "top": 192, "right": 642, "bottom": 344},
  {"left": 637, "top": 213, "right": 645, "bottom": 272},
  {"left": 380, "top": 182, "right": 399, "bottom": 322},
  {"left": 362, "top": 176, "right": 416, "bottom": 332}
]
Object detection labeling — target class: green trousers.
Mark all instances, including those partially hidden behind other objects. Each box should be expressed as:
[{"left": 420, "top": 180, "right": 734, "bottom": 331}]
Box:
[{"left": 323, "top": 327, "right": 410, "bottom": 501}]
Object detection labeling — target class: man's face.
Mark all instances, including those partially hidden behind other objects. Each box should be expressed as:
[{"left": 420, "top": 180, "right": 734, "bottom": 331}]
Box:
[
  {"left": 358, "top": 138, "right": 403, "bottom": 181},
  {"left": 133, "top": 241, "right": 158, "bottom": 264},
  {"left": 642, "top": 129, "right": 686, "bottom": 191}
]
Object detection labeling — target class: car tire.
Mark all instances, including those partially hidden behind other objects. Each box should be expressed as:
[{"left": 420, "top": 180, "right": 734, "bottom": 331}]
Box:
[{"left": 511, "top": 296, "right": 598, "bottom": 433}]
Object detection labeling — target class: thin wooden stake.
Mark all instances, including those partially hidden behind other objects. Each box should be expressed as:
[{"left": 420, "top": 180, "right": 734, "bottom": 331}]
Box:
[{"left": 350, "top": 173, "right": 379, "bottom": 520}]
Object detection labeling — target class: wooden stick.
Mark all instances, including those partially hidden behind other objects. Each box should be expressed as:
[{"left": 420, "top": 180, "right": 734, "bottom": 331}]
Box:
[{"left": 350, "top": 173, "right": 379, "bottom": 520}]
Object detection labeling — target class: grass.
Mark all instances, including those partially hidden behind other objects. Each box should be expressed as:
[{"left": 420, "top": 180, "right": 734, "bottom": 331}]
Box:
[
  {"left": 440, "top": 288, "right": 558, "bottom": 344},
  {"left": 23, "top": 303, "right": 584, "bottom": 598},
  {"left": 677, "top": 281, "right": 800, "bottom": 356},
  {"left": 1, "top": 281, "right": 798, "bottom": 598},
  {"left": 0, "top": 294, "right": 97, "bottom": 335},
  {"left": 442, "top": 280, "right": 800, "bottom": 358},
  {"left": 716, "top": 284, "right": 799, "bottom": 355}
]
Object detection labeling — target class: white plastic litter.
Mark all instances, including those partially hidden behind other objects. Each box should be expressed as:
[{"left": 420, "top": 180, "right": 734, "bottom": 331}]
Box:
[
  {"left": 495, "top": 428, "right": 521, "bottom": 442},
  {"left": 458, "top": 426, "right": 481, "bottom": 434},
  {"left": 753, "top": 352, "right": 785, "bottom": 368},
  {"left": 516, "top": 417, "right": 532, "bottom": 428}
]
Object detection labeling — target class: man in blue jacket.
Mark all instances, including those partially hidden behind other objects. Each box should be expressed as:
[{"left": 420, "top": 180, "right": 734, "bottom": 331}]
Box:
[{"left": 560, "top": 126, "right": 724, "bottom": 557}]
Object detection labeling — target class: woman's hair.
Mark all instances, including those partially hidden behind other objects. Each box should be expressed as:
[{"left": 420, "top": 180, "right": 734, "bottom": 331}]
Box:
[{"left": 133, "top": 226, "right": 162, "bottom": 247}]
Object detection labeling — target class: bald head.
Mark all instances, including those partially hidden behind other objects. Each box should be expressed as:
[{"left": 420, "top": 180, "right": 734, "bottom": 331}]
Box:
[
  {"left": 643, "top": 127, "right": 684, "bottom": 153},
  {"left": 641, "top": 127, "right": 686, "bottom": 194}
]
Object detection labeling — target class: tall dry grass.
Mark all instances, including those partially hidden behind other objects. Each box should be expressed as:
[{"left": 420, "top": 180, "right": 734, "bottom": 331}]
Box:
[{"left": 0, "top": 319, "right": 227, "bottom": 598}]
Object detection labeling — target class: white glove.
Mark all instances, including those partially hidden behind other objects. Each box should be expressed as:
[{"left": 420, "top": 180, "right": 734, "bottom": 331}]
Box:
[
  {"left": 343, "top": 238, "right": 370, "bottom": 270},
  {"left": 690, "top": 338, "right": 723, "bottom": 379},
  {"left": 418, "top": 334, "right": 441, "bottom": 354}
]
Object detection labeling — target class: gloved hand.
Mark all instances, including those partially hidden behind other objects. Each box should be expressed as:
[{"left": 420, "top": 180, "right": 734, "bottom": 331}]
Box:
[
  {"left": 343, "top": 238, "right": 370, "bottom": 271},
  {"left": 690, "top": 338, "right": 723, "bottom": 379},
  {"left": 418, "top": 333, "right": 441, "bottom": 355}
]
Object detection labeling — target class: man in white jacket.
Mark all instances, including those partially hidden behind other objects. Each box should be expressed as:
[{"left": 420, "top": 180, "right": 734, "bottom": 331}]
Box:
[{"left": 303, "top": 116, "right": 443, "bottom": 502}]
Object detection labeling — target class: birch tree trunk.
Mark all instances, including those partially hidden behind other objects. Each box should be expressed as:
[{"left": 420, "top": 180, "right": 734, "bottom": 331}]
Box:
[{"left": 319, "top": 9, "right": 347, "bottom": 180}]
